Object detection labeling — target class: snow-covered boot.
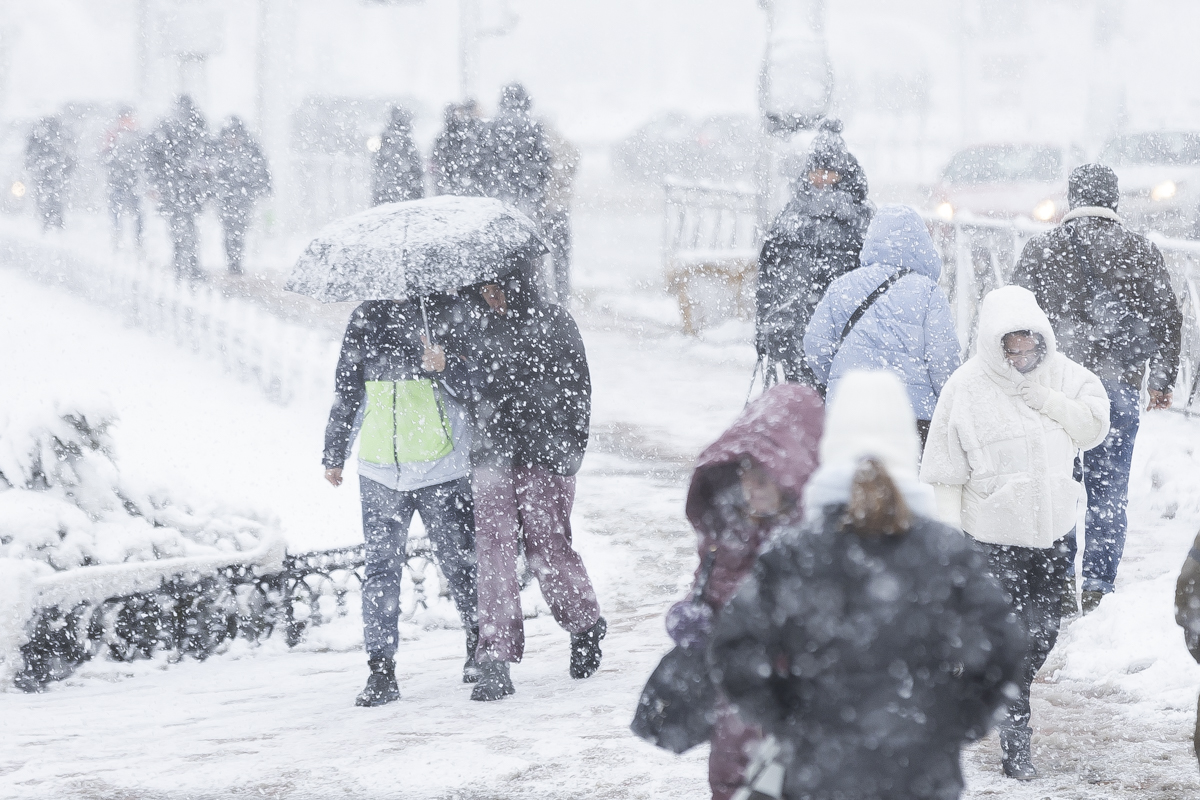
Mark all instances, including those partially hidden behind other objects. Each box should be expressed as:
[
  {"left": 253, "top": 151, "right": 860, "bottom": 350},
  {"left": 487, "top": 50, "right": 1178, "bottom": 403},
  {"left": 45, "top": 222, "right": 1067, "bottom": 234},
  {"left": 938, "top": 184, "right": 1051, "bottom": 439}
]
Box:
[
  {"left": 1000, "top": 727, "right": 1037, "bottom": 780},
  {"left": 1061, "top": 573, "right": 1079, "bottom": 619},
  {"left": 1081, "top": 590, "right": 1104, "bottom": 615},
  {"left": 463, "top": 625, "right": 481, "bottom": 684},
  {"left": 355, "top": 655, "right": 400, "bottom": 707},
  {"left": 470, "top": 660, "right": 514, "bottom": 701},
  {"left": 570, "top": 616, "right": 607, "bottom": 679}
]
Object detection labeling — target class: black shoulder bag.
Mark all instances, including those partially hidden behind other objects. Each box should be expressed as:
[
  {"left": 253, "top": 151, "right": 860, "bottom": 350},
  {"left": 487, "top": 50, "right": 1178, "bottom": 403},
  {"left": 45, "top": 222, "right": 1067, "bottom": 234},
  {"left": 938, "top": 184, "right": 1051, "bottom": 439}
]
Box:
[
  {"left": 816, "top": 268, "right": 911, "bottom": 395},
  {"left": 630, "top": 546, "right": 720, "bottom": 754}
]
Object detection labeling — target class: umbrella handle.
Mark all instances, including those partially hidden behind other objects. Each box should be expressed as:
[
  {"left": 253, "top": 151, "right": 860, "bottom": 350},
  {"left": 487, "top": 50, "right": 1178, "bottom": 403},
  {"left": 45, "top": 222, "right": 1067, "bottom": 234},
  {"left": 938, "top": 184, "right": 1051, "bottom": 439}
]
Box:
[{"left": 419, "top": 295, "right": 433, "bottom": 345}]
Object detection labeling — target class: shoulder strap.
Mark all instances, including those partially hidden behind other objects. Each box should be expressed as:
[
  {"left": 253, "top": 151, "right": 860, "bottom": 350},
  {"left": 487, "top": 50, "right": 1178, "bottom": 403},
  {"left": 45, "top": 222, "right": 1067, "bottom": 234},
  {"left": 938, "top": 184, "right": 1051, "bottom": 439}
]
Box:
[{"left": 835, "top": 268, "right": 912, "bottom": 349}]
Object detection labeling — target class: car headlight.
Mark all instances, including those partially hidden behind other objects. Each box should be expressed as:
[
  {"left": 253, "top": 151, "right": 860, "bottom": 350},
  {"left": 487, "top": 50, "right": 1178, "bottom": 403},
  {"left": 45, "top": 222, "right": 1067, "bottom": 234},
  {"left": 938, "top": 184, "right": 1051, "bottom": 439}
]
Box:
[
  {"left": 366, "top": 135, "right": 382, "bottom": 153},
  {"left": 1151, "top": 180, "right": 1178, "bottom": 201},
  {"left": 1033, "top": 199, "right": 1056, "bottom": 222},
  {"left": 10, "top": 181, "right": 25, "bottom": 198},
  {"left": 935, "top": 201, "right": 954, "bottom": 221}
]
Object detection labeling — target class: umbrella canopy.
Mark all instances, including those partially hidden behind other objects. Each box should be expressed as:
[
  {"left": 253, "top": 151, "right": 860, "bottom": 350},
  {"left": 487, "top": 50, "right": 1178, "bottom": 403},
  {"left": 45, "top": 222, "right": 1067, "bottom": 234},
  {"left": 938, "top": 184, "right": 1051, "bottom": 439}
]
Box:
[{"left": 285, "top": 196, "right": 546, "bottom": 303}]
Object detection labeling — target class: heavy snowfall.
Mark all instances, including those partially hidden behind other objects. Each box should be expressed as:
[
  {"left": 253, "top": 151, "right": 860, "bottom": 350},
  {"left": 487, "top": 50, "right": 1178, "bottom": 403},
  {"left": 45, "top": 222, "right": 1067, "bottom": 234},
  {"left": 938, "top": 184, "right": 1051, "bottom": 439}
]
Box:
[{"left": 4, "top": 2, "right": 1200, "bottom": 799}]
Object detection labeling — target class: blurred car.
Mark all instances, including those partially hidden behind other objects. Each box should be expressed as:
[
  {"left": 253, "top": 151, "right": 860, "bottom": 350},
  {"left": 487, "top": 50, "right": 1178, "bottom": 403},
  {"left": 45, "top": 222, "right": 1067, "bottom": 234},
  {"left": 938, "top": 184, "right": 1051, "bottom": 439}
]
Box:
[
  {"left": 1099, "top": 131, "right": 1200, "bottom": 239},
  {"left": 612, "top": 112, "right": 762, "bottom": 184},
  {"left": 931, "top": 143, "right": 1084, "bottom": 224}
]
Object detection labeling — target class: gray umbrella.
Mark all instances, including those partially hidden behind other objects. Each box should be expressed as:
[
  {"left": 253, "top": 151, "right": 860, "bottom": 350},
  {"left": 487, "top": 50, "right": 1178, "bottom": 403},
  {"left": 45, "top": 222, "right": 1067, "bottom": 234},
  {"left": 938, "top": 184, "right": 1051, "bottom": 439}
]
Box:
[{"left": 284, "top": 196, "right": 546, "bottom": 304}]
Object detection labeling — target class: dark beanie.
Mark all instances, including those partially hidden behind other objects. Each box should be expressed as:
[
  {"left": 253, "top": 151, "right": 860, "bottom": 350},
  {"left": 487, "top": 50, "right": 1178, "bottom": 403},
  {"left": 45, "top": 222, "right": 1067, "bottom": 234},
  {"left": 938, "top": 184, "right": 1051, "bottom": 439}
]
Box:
[
  {"left": 805, "top": 118, "right": 868, "bottom": 201},
  {"left": 1068, "top": 164, "right": 1120, "bottom": 211}
]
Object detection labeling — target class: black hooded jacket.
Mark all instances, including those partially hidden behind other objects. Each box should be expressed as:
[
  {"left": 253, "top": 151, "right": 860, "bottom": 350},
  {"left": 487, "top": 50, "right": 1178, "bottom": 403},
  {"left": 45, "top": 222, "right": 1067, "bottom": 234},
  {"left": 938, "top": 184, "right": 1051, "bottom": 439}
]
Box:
[
  {"left": 755, "top": 124, "right": 873, "bottom": 385},
  {"left": 455, "top": 268, "right": 591, "bottom": 475},
  {"left": 372, "top": 109, "right": 425, "bottom": 206},
  {"left": 709, "top": 509, "right": 1026, "bottom": 800}
]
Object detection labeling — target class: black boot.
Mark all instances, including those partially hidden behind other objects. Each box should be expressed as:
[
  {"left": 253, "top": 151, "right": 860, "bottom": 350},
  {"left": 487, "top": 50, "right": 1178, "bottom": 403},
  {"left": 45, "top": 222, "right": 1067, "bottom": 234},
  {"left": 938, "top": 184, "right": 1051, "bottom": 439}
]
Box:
[
  {"left": 1000, "top": 727, "right": 1037, "bottom": 780},
  {"left": 355, "top": 655, "right": 400, "bottom": 707},
  {"left": 1061, "top": 573, "right": 1079, "bottom": 619},
  {"left": 463, "top": 625, "right": 481, "bottom": 684},
  {"left": 470, "top": 660, "right": 514, "bottom": 701},
  {"left": 1081, "top": 590, "right": 1104, "bottom": 615},
  {"left": 570, "top": 617, "right": 607, "bottom": 679}
]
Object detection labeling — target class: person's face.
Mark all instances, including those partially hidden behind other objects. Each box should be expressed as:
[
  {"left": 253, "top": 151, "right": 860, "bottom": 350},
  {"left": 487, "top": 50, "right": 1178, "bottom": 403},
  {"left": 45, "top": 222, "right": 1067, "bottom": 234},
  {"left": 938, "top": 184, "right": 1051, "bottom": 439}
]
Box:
[
  {"left": 481, "top": 284, "right": 508, "bottom": 315},
  {"left": 808, "top": 169, "right": 841, "bottom": 189},
  {"left": 740, "top": 464, "right": 784, "bottom": 520},
  {"left": 1003, "top": 332, "right": 1043, "bottom": 374}
]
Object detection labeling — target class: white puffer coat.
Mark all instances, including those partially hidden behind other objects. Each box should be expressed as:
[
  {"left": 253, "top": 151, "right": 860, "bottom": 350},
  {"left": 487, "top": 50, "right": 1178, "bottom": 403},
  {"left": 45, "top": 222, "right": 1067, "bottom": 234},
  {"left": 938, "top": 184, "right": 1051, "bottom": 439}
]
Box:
[{"left": 920, "top": 286, "right": 1110, "bottom": 549}]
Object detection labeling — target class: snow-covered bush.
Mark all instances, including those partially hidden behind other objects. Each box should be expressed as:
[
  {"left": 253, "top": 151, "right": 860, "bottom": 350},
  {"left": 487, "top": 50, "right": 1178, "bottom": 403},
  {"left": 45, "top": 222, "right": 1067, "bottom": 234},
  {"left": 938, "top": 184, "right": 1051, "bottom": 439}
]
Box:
[{"left": 0, "top": 398, "right": 273, "bottom": 573}]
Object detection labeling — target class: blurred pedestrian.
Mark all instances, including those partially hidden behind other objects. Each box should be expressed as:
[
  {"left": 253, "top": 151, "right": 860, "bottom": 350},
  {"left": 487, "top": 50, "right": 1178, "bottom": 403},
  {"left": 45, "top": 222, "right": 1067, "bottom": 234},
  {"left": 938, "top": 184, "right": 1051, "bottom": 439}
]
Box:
[
  {"left": 458, "top": 258, "right": 604, "bottom": 701},
  {"left": 664, "top": 384, "right": 822, "bottom": 800},
  {"left": 710, "top": 370, "right": 1026, "bottom": 800},
  {"left": 24, "top": 116, "right": 75, "bottom": 230},
  {"left": 804, "top": 204, "right": 960, "bottom": 446},
  {"left": 921, "top": 286, "right": 1110, "bottom": 779},
  {"left": 541, "top": 121, "right": 579, "bottom": 302},
  {"left": 432, "top": 101, "right": 485, "bottom": 197},
  {"left": 212, "top": 117, "right": 271, "bottom": 275},
  {"left": 755, "top": 118, "right": 872, "bottom": 386},
  {"left": 1174, "top": 538, "right": 1200, "bottom": 768},
  {"left": 1011, "top": 164, "right": 1182, "bottom": 614},
  {"left": 102, "top": 106, "right": 144, "bottom": 250},
  {"left": 372, "top": 106, "right": 424, "bottom": 206},
  {"left": 323, "top": 296, "right": 480, "bottom": 706},
  {"left": 144, "top": 95, "right": 212, "bottom": 280},
  {"left": 481, "top": 83, "right": 552, "bottom": 222}
]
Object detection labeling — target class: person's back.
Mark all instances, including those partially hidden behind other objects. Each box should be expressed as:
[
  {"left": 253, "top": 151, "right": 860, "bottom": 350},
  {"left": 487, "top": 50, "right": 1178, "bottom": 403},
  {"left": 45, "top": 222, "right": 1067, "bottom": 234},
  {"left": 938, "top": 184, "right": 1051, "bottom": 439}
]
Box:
[
  {"left": 432, "top": 103, "right": 485, "bottom": 197},
  {"left": 803, "top": 204, "right": 960, "bottom": 433},
  {"left": 481, "top": 84, "right": 551, "bottom": 219},
  {"left": 213, "top": 118, "right": 271, "bottom": 212},
  {"left": 372, "top": 107, "right": 424, "bottom": 206}
]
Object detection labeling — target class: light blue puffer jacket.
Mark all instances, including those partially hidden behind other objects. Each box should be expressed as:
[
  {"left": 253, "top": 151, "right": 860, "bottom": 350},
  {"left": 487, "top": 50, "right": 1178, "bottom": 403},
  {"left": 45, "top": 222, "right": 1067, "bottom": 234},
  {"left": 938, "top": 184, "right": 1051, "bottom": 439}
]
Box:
[{"left": 804, "top": 204, "right": 961, "bottom": 420}]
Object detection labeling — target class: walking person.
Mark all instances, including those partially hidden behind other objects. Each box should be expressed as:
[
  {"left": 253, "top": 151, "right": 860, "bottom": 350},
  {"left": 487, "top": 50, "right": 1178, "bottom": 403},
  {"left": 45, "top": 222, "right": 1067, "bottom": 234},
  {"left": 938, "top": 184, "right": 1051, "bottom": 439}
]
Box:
[
  {"left": 710, "top": 370, "right": 1026, "bottom": 800},
  {"left": 212, "top": 117, "right": 271, "bottom": 276},
  {"left": 541, "top": 121, "right": 579, "bottom": 302},
  {"left": 458, "top": 260, "right": 605, "bottom": 701},
  {"left": 480, "top": 83, "right": 552, "bottom": 223},
  {"left": 24, "top": 116, "right": 75, "bottom": 231},
  {"left": 804, "top": 204, "right": 960, "bottom": 446},
  {"left": 754, "top": 118, "right": 872, "bottom": 386},
  {"left": 102, "top": 107, "right": 144, "bottom": 251},
  {"left": 322, "top": 296, "right": 480, "bottom": 706},
  {"left": 144, "top": 95, "right": 212, "bottom": 280},
  {"left": 664, "top": 384, "right": 822, "bottom": 800},
  {"left": 1011, "top": 164, "right": 1182, "bottom": 614},
  {"left": 921, "top": 286, "right": 1110, "bottom": 779},
  {"left": 431, "top": 101, "right": 486, "bottom": 197},
  {"left": 371, "top": 106, "right": 424, "bottom": 206}
]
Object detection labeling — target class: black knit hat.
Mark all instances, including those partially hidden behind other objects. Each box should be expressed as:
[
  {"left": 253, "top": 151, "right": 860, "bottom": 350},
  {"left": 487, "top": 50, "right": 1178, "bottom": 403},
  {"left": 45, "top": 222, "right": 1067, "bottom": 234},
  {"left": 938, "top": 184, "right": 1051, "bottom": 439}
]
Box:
[
  {"left": 804, "top": 118, "right": 868, "bottom": 201},
  {"left": 1068, "top": 164, "right": 1120, "bottom": 211}
]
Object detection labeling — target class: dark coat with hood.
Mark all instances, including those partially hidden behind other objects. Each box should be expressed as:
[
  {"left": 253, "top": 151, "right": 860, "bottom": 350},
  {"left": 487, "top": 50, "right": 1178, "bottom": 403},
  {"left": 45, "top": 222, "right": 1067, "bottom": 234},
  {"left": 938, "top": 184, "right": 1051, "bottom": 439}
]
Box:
[
  {"left": 481, "top": 84, "right": 552, "bottom": 220},
  {"left": 432, "top": 103, "right": 486, "bottom": 197},
  {"left": 372, "top": 108, "right": 425, "bottom": 206},
  {"left": 144, "top": 97, "right": 212, "bottom": 217},
  {"left": 212, "top": 117, "right": 271, "bottom": 221},
  {"left": 709, "top": 509, "right": 1026, "bottom": 800},
  {"left": 755, "top": 121, "right": 873, "bottom": 385},
  {"left": 1011, "top": 165, "right": 1182, "bottom": 391},
  {"left": 685, "top": 384, "right": 824, "bottom": 610},
  {"left": 456, "top": 265, "right": 590, "bottom": 475}
]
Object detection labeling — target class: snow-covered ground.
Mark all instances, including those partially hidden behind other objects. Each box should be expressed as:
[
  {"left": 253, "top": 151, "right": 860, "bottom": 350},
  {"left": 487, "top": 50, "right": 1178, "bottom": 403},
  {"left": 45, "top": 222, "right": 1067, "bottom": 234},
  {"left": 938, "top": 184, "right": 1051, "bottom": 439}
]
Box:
[{"left": 3, "top": 205, "right": 1200, "bottom": 798}]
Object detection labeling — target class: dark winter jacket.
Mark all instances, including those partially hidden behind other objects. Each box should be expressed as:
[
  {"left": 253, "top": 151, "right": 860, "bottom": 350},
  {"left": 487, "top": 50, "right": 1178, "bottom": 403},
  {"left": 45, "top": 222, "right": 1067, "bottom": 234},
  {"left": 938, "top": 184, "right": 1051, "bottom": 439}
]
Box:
[
  {"left": 1176, "top": 533, "right": 1200, "bottom": 664},
  {"left": 684, "top": 384, "right": 823, "bottom": 610},
  {"left": 104, "top": 123, "right": 143, "bottom": 201},
  {"left": 323, "top": 297, "right": 472, "bottom": 469},
  {"left": 432, "top": 104, "right": 486, "bottom": 197},
  {"left": 24, "top": 117, "right": 75, "bottom": 192},
  {"left": 372, "top": 109, "right": 425, "bottom": 206},
  {"left": 144, "top": 99, "right": 212, "bottom": 216},
  {"left": 709, "top": 510, "right": 1026, "bottom": 800},
  {"left": 212, "top": 118, "right": 271, "bottom": 220},
  {"left": 457, "top": 267, "right": 590, "bottom": 475},
  {"left": 755, "top": 134, "right": 872, "bottom": 385},
  {"left": 1011, "top": 208, "right": 1182, "bottom": 391},
  {"left": 481, "top": 85, "right": 552, "bottom": 220}
]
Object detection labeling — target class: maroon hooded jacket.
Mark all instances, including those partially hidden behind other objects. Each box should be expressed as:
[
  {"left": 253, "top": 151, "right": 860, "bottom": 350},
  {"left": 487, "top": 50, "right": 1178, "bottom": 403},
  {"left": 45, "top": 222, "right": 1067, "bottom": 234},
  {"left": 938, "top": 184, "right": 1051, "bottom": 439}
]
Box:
[{"left": 684, "top": 384, "right": 824, "bottom": 609}]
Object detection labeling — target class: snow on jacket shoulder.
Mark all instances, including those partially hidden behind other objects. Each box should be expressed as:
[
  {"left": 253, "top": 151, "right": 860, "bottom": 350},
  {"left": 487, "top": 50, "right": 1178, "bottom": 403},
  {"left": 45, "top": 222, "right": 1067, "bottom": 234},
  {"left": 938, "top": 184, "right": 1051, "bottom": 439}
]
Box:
[
  {"left": 803, "top": 204, "right": 960, "bottom": 420},
  {"left": 921, "top": 286, "right": 1110, "bottom": 549}
]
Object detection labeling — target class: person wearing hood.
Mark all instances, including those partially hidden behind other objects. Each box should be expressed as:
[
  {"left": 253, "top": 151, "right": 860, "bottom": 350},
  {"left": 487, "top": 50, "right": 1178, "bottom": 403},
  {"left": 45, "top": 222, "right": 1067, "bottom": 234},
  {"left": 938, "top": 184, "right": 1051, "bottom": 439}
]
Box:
[
  {"left": 921, "top": 286, "right": 1110, "bottom": 779},
  {"left": 755, "top": 119, "right": 873, "bottom": 386},
  {"left": 432, "top": 101, "right": 486, "bottom": 197},
  {"left": 803, "top": 204, "right": 960, "bottom": 443},
  {"left": 709, "top": 371, "right": 1026, "bottom": 800},
  {"left": 372, "top": 106, "right": 425, "bottom": 206},
  {"left": 212, "top": 116, "right": 271, "bottom": 275},
  {"left": 25, "top": 115, "right": 75, "bottom": 230},
  {"left": 144, "top": 96, "right": 212, "bottom": 280},
  {"left": 455, "top": 259, "right": 605, "bottom": 702},
  {"left": 1011, "top": 164, "right": 1182, "bottom": 614},
  {"left": 481, "top": 83, "right": 553, "bottom": 223},
  {"left": 322, "top": 296, "right": 480, "bottom": 706},
  {"left": 663, "top": 384, "right": 823, "bottom": 800}
]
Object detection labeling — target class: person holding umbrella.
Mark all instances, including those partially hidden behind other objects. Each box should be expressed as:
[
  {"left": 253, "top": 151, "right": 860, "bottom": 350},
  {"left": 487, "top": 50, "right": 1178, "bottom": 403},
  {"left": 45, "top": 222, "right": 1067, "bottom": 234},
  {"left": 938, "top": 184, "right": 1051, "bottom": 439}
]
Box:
[
  {"left": 288, "top": 196, "right": 551, "bottom": 705},
  {"left": 455, "top": 256, "right": 606, "bottom": 702}
]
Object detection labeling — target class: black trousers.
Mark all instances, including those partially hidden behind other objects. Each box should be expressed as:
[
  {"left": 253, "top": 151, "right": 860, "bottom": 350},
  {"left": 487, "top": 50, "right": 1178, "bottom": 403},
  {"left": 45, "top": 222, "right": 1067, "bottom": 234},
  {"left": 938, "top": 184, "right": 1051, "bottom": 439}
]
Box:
[{"left": 976, "top": 536, "right": 1071, "bottom": 732}]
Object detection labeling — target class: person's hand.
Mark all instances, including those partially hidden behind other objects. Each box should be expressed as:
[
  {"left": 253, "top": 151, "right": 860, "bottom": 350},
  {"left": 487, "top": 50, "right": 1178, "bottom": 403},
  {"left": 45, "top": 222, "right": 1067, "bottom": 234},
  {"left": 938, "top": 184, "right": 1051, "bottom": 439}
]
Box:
[
  {"left": 324, "top": 467, "right": 343, "bottom": 487},
  {"left": 1148, "top": 389, "right": 1173, "bottom": 410},
  {"left": 1017, "top": 380, "right": 1052, "bottom": 412},
  {"left": 420, "top": 336, "right": 446, "bottom": 373}
]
